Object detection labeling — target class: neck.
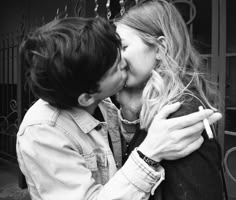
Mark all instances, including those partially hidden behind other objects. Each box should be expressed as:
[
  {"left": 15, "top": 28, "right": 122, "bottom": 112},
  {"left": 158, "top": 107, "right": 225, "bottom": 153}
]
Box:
[
  {"left": 82, "top": 102, "right": 99, "bottom": 115},
  {"left": 123, "top": 86, "right": 143, "bottom": 97}
]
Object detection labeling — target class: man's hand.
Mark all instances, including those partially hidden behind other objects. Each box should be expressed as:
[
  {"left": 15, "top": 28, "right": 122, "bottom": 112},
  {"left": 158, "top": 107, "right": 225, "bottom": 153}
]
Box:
[{"left": 138, "top": 102, "right": 222, "bottom": 162}]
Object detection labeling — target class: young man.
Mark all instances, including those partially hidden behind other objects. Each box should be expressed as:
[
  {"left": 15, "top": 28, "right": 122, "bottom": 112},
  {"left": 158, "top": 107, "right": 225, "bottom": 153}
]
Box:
[{"left": 17, "top": 16, "right": 221, "bottom": 200}]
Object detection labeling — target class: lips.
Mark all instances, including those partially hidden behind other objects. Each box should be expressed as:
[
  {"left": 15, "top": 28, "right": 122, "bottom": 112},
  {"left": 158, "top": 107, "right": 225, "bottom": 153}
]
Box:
[
  {"left": 122, "top": 72, "right": 128, "bottom": 87},
  {"left": 117, "top": 73, "right": 127, "bottom": 91}
]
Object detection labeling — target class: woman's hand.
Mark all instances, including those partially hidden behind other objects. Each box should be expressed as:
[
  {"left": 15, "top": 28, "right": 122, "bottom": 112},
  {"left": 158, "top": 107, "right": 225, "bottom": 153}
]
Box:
[{"left": 138, "top": 102, "right": 222, "bottom": 161}]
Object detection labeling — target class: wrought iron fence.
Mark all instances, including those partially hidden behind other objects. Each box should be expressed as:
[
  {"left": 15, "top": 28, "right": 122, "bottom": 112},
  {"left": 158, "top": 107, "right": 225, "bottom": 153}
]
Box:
[
  {"left": 0, "top": 13, "right": 40, "bottom": 162},
  {"left": 0, "top": 32, "right": 21, "bottom": 162}
]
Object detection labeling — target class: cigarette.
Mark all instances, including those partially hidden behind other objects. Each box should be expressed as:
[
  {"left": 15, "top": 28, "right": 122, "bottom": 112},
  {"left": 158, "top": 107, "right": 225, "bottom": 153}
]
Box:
[{"left": 198, "top": 106, "right": 213, "bottom": 139}]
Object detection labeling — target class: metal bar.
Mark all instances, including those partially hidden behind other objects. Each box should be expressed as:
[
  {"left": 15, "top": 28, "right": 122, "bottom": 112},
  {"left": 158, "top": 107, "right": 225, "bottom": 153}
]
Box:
[
  {"left": 218, "top": 0, "right": 226, "bottom": 155},
  {"left": 17, "top": 33, "right": 23, "bottom": 129},
  {"left": 6, "top": 35, "right": 10, "bottom": 123},
  {"left": 94, "top": 0, "right": 99, "bottom": 17},
  {"left": 6, "top": 35, "right": 10, "bottom": 155},
  {"left": 0, "top": 38, "right": 3, "bottom": 115},
  {"left": 119, "top": 0, "right": 126, "bottom": 16},
  {"left": 74, "top": 0, "right": 86, "bottom": 17},
  {"left": 11, "top": 33, "right": 14, "bottom": 99},
  {"left": 106, "top": 0, "right": 111, "bottom": 20},
  {"left": 17, "top": 24, "right": 28, "bottom": 190},
  {"left": 189, "top": 0, "right": 194, "bottom": 36},
  {"left": 211, "top": 1, "right": 220, "bottom": 92},
  {"left": 3, "top": 38, "right": 6, "bottom": 117}
]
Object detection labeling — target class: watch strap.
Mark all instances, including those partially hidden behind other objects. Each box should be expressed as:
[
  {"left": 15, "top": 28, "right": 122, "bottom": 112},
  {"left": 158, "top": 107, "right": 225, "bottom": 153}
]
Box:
[{"left": 137, "top": 150, "right": 160, "bottom": 168}]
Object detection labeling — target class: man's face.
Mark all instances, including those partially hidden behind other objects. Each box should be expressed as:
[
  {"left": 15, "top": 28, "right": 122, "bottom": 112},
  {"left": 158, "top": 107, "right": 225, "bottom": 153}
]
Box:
[{"left": 93, "top": 51, "right": 127, "bottom": 101}]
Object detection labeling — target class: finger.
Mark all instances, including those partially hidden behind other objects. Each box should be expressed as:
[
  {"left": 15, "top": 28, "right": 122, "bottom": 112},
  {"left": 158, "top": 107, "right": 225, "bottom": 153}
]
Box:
[
  {"left": 167, "top": 109, "right": 214, "bottom": 129},
  {"left": 178, "top": 136, "right": 204, "bottom": 158},
  {"left": 161, "top": 136, "right": 204, "bottom": 161},
  {"left": 175, "top": 121, "right": 204, "bottom": 139},
  {"left": 207, "top": 112, "right": 222, "bottom": 125},
  {"left": 154, "top": 102, "right": 181, "bottom": 120}
]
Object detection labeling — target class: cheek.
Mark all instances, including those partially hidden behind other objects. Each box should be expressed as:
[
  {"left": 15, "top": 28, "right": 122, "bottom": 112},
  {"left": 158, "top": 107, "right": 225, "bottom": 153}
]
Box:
[
  {"left": 126, "top": 68, "right": 150, "bottom": 87},
  {"left": 124, "top": 44, "right": 156, "bottom": 84},
  {"left": 127, "top": 60, "right": 156, "bottom": 87},
  {"left": 112, "top": 73, "right": 124, "bottom": 88},
  {"left": 129, "top": 58, "right": 154, "bottom": 78}
]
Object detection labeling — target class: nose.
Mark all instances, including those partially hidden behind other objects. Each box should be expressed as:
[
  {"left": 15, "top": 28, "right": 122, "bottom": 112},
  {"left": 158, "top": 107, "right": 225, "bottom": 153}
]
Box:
[{"left": 119, "top": 57, "right": 127, "bottom": 71}]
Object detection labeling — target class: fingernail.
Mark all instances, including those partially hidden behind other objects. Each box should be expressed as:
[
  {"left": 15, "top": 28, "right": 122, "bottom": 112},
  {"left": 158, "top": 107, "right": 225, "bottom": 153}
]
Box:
[
  {"left": 215, "top": 112, "right": 222, "bottom": 119},
  {"left": 206, "top": 109, "right": 214, "bottom": 115},
  {"left": 174, "top": 102, "right": 181, "bottom": 105},
  {"left": 199, "top": 109, "right": 213, "bottom": 115}
]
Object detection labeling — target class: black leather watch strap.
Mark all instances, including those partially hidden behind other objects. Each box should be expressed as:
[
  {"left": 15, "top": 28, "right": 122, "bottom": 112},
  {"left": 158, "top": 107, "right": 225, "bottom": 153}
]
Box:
[{"left": 137, "top": 150, "right": 160, "bottom": 168}]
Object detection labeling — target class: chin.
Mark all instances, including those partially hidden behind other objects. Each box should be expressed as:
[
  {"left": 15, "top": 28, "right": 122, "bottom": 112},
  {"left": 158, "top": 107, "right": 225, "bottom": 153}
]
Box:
[{"left": 126, "top": 82, "right": 141, "bottom": 89}]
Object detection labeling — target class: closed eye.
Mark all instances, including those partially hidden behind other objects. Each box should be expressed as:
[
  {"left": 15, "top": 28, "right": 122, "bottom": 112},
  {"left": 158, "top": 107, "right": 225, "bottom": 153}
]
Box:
[{"left": 121, "top": 45, "right": 127, "bottom": 51}]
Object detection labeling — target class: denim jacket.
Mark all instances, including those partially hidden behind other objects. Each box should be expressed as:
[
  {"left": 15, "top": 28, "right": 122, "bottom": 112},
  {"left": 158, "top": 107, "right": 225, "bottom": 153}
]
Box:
[{"left": 17, "top": 99, "right": 162, "bottom": 200}]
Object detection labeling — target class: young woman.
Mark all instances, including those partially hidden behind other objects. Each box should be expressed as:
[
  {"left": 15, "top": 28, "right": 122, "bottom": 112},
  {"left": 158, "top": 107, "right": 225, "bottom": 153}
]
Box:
[{"left": 115, "top": 0, "right": 227, "bottom": 199}]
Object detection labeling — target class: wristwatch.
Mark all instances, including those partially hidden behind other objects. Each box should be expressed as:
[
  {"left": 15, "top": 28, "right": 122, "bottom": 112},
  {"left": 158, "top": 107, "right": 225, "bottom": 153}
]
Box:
[
  {"left": 137, "top": 150, "right": 160, "bottom": 168},
  {"left": 136, "top": 149, "right": 165, "bottom": 195}
]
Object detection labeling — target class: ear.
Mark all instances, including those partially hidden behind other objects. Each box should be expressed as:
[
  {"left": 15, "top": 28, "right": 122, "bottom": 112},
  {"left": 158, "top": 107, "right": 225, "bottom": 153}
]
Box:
[
  {"left": 155, "top": 36, "right": 167, "bottom": 60},
  {"left": 77, "top": 93, "right": 96, "bottom": 107}
]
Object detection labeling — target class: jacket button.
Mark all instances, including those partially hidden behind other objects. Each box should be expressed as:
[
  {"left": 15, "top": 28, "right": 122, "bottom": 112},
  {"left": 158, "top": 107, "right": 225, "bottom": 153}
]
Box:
[{"left": 95, "top": 124, "right": 102, "bottom": 131}]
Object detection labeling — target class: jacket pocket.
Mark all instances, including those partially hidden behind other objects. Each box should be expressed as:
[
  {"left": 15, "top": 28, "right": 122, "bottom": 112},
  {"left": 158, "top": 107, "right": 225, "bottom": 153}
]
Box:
[
  {"left": 84, "top": 154, "right": 98, "bottom": 171},
  {"left": 84, "top": 153, "right": 109, "bottom": 184},
  {"left": 96, "top": 153, "right": 108, "bottom": 167}
]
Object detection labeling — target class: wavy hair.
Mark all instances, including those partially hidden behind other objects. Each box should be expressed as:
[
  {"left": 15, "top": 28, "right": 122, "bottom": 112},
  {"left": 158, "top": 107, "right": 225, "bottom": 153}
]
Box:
[{"left": 116, "top": 0, "right": 220, "bottom": 130}]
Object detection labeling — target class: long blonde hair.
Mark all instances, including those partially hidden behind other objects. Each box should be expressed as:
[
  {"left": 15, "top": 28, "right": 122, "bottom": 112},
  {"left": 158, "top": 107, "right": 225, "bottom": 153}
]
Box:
[{"left": 117, "top": 0, "right": 219, "bottom": 130}]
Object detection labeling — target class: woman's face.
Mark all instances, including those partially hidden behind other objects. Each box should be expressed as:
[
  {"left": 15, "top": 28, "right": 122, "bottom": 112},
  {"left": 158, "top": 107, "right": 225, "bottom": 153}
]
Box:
[{"left": 116, "top": 24, "right": 157, "bottom": 88}]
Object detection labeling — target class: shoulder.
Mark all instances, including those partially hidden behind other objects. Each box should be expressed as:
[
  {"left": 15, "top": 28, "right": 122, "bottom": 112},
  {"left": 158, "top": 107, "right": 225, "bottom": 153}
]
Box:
[
  {"left": 168, "top": 93, "right": 204, "bottom": 118},
  {"left": 18, "top": 99, "right": 83, "bottom": 142},
  {"left": 18, "top": 99, "right": 60, "bottom": 129}
]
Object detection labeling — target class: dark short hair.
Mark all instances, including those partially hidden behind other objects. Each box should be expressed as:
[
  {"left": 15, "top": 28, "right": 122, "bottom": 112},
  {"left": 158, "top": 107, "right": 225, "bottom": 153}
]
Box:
[{"left": 20, "top": 16, "right": 121, "bottom": 109}]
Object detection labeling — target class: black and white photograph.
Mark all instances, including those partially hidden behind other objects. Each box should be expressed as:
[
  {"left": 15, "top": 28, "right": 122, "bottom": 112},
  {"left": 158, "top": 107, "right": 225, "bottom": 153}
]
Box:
[{"left": 0, "top": 0, "right": 235, "bottom": 199}]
